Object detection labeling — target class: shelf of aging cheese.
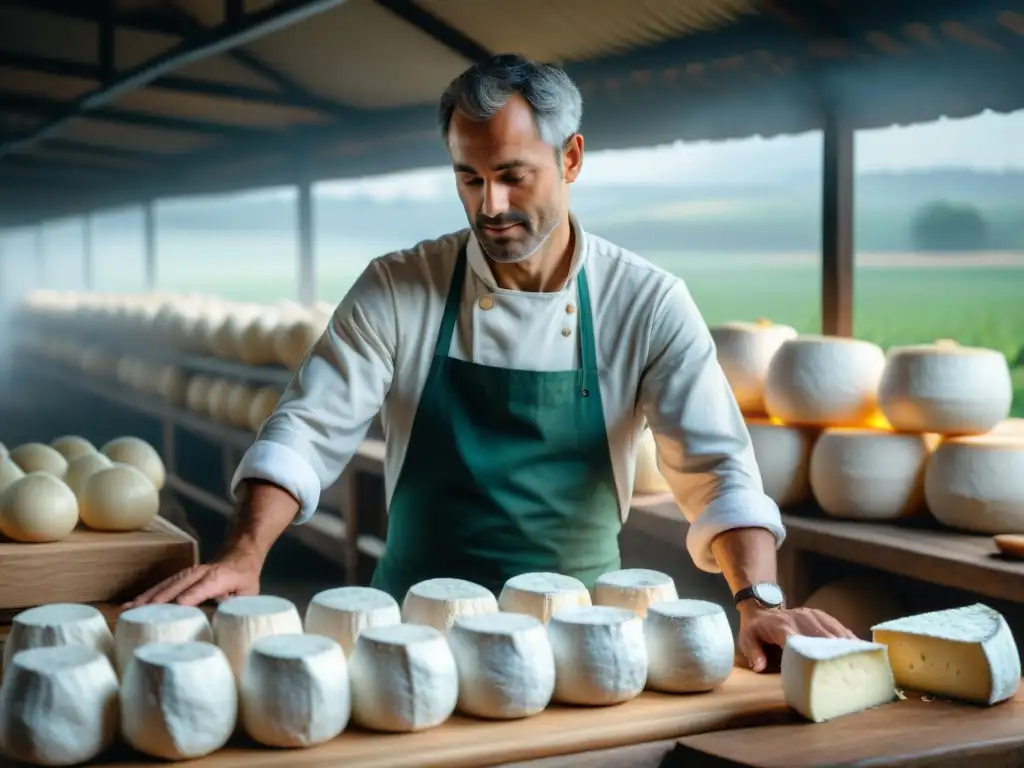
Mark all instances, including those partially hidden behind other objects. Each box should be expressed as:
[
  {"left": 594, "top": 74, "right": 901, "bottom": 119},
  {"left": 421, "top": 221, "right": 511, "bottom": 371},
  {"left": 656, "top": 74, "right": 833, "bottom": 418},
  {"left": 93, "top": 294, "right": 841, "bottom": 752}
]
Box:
[{"left": 19, "top": 354, "right": 388, "bottom": 569}]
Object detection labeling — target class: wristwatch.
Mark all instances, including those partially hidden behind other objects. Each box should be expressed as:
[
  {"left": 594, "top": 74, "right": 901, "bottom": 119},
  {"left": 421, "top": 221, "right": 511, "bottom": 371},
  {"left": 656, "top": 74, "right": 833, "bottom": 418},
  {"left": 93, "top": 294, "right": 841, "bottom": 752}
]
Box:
[{"left": 733, "top": 582, "right": 786, "bottom": 610}]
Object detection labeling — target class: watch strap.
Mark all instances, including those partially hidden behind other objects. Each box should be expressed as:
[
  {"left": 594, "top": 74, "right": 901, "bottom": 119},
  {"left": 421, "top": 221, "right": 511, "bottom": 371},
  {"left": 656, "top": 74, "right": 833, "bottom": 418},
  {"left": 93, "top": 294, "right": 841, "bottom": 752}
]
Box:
[{"left": 733, "top": 582, "right": 785, "bottom": 609}]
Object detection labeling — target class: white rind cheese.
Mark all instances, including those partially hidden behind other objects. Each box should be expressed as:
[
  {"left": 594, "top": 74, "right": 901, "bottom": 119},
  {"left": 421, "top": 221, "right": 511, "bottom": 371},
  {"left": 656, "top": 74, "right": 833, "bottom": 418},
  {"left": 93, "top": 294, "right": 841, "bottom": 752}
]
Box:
[
  {"left": 547, "top": 606, "right": 648, "bottom": 705},
  {"left": 872, "top": 603, "right": 1021, "bottom": 705},
  {"left": 3, "top": 603, "right": 116, "bottom": 673},
  {"left": 0, "top": 457, "right": 25, "bottom": 493},
  {"left": 0, "top": 646, "right": 119, "bottom": 766},
  {"left": 304, "top": 586, "right": 401, "bottom": 656},
  {"left": 633, "top": 428, "right": 671, "bottom": 494},
  {"left": 710, "top": 320, "right": 798, "bottom": 415},
  {"left": 809, "top": 428, "right": 935, "bottom": 520},
  {"left": 121, "top": 642, "right": 237, "bottom": 760},
  {"left": 349, "top": 624, "right": 458, "bottom": 732},
  {"left": 64, "top": 452, "right": 114, "bottom": 501},
  {"left": 114, "top": 604, "right": 213, "bottom": 675},
  {"left": 448, "top": 612, "right": 556, "bottom": 719},
  {"left": 781, "top": 635, "right": 896, "bottom": 722},
  {"left": 498, "top": 572, "right": 592, "bottom": 623},
  {"left": 80, "top": 464, "right": 160, "bottom": 532},
  {"left": 212, "top": 595, "right": 304, "bottom": 679},
  {"left": 241, "top": 633, "right": 350, "bottom": 748},
  {"left": 924, "top": 435, "right": 1024, "bottom": 534},
  {"left": 49, "top": 435, "right": 96, "bottom": 462},
  {"left": 100, "top": 436, "right": 166, "bottom": 490},
  {"left": 8, "top": 443, "right": 68, "bottom": 478},
  {"left": 593, "top": 569, "right": 678, "bottom": 618},
  {"left": 0, "top": 473, "right": 79, "bottom": 543},
  {"left": 745, "top": 418, "right": 817, "bottom": 508},
  {"left": 644, "top": 600, "right": 734, "bottom": 693},
  {"left": 402, "top": 578, "right": 499, "bottom": 633}
]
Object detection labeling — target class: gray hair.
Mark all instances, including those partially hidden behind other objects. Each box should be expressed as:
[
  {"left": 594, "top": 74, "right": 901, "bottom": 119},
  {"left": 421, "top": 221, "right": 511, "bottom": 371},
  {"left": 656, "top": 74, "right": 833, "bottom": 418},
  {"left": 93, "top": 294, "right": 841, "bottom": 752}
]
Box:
[{"left": 438, "top": 54, "right": 583, "bottom": 150}]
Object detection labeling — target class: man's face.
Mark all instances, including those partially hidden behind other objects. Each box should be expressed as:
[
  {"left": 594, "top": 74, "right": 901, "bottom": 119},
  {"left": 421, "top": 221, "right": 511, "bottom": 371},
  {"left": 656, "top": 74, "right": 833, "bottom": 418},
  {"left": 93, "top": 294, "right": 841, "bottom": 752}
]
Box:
[{"left": 448, "top": 95, "right": 581, "bottom": 263}]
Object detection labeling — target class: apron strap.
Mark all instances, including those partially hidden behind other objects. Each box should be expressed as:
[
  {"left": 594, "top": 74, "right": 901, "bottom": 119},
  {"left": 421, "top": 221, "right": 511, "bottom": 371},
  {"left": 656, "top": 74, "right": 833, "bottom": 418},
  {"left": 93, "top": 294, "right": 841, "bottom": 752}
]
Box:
[{"left": 574, "top": 267, "right": 598, "bottom": 372}]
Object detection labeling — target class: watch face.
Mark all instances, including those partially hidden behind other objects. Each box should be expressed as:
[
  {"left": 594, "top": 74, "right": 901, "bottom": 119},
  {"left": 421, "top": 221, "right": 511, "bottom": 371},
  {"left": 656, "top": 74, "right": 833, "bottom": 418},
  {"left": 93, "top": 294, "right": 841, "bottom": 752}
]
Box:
[{"left": 753, "top": 583, "right": 784, "bottom": 607}]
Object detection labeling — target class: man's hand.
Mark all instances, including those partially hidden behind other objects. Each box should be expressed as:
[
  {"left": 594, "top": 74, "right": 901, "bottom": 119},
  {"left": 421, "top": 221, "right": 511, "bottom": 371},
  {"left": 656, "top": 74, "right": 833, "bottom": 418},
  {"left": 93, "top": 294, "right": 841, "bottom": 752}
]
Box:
[
  {"left": 737, "top": 603, "right": 856, "bottom": 672},
  {"left": 123, "top": 550, "right": 263, "bottom": 609}
]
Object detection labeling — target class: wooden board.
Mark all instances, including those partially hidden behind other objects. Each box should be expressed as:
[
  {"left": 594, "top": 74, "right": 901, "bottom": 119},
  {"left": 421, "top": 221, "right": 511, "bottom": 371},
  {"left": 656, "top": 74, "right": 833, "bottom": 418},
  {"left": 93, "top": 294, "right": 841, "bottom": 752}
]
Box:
[
  {"left": 0, "top": 517, "right": 198, "bottom": 610},
  {"left": 0, "top": 670, "right": 787, "bottom": 768},
  {"left": 673, "top": 687, "right": 1024, "bottom": 767}
]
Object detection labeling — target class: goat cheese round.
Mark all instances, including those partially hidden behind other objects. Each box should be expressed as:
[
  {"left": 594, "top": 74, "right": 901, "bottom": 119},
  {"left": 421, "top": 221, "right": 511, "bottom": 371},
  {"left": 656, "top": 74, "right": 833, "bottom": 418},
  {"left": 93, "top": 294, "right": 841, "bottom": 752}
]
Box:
[
  {"left": 644, "top": 600, "right": 734, "bottom": 693},
  {"left": 121, "top": 642, "right": 237, "bottom": 760},
  {"left": 746, "top": 418, "right": 817, "bottom": 507},
  {"left": 241, "top": 633, "right": 350, "bottom": 748},
  {"left": 349, "top": 624, "right": 458, "bottom": 732},
  {"left": 925, "top": 434, "right": 1024, "bottom": 534},
  {"left": 710, "top": 320, "right": 798, "bottom": 415},
  {"left": 0, "top": 646, "right": 119, "bottom": 766},
  {"left": 594, "top": 568, "right": 678, "bottom": 617},
  {"left": 633, "top": 427, "right": 671, "bottom": 494},
  {"left": 3, "top": 604, "right": 116, "bottom": 673},
  {"left": 498, "top": 572, "right": 592, "bottom": 623},
  {"left": 402, "top": 578, "right": 498, "bottom": 633},
  {"left": 80, "top": 464, "right": 160, "bottom": 532},
  {"left": 304, "top": 586, "right": 401, "bottom": 656},
  {"left": 764, "top": 336, "right": 886, "bottom": 427},
  {"left": 9, "top": 442, "right": 68, "bottom": 478},
  {"left": 0, "top": 472, "right": 79, "bottom": 543},
  {"left": 64, "top": 452, "right": 114, "bottom": 502},
  {"left": 548, "top": 606, "right": 647, "bottom": 705},
  {"left": 449, "top": 612, "right": 555, "bottom": 719},
  {"left": 809, "top": 428, "right": 936, "bottom": 520},
  {"left": 878, "top": 341, "right": 1013, "bottom": 435},
  {"left": 213, "top": 595, "right": 304, "bottom": 679},
  {"left": 115, "top": 604, "right": 213, "bottom": 675},
  {"left": 49, "top": 435, "right": 96, "bottom": 462}
]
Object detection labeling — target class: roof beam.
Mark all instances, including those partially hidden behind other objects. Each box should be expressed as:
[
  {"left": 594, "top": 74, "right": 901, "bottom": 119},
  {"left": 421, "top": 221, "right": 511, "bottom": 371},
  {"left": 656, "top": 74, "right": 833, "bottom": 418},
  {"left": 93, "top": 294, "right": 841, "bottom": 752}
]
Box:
[
  {"left": 373, "top": 0, "right": 491, "bottom": 62},
  {"left": 0, "top": 0, "right": 352, "bottom": 158}
]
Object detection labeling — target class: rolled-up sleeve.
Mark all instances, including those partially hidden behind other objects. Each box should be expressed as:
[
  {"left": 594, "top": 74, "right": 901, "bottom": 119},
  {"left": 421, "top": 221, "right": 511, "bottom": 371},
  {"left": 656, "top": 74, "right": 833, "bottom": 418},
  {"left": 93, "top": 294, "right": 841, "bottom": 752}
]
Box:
[
  {"left": 637, "top": 279, "right": 785, "bottom": 573},
  {"left": 231, "top": 259, "right": 396, "bottom": 524}
]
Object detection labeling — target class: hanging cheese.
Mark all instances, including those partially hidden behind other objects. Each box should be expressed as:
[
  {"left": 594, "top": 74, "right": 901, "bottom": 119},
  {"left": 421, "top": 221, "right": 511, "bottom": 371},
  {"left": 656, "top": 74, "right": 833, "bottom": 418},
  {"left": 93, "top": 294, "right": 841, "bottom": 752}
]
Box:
[
  {"left": 115, "top": 604, "right": 213, "bottom": 675},
  {"left": 80, "top": 464, "right": 160, "bottom": 532},
  {"left": 64, "top": 452, "right": 114, "bottom": 502},
  {"left": 101, "top": 436, "right": 166, "bottom": 490},
  {"left": 226, "top": 383, "right": 257, "bottom": 429},
  {"left": 644, "top": 599, "right": 734, "bottom": 693},
  {"left": 872, "top": 604, "right": 1020, "bottom": 705},
  {"left": 0, "top": 457, "right": 25, "bottom": 493},
  {"left": 0, "top": 472, "right": 79, "bottom": 543},
  {"left": 0, "top": 646, "right": 119, "bottom": 766},
  {"left": 594, "top": 568, "right": 678, "bottom": 618},
  {"left": 803, "top": 579, "right": 905, "bottom": 640},
  {"left": 402, "top": 578, "right": 499, "bottom": 633},
  {"left": 782, "top": 636, "right": 896, "bottom": 722},
  {"left": 633, "top": 427, "right": 671, "bottom": 494},
  {"left": 746, "top": 418, "right": 817, "bottom": 507},
  {"left": 213, "top": 595, "right": 304, "bottom": 679},
  {"left": 241, "top": 634, "right": 350, "bottom": 748},
  {"left": 121, "top": 642, "right": 237, "bottom": 760},
  {"left": 3, "top": 603, "right": 116, "bottom": 673},
  {"left": 924, "top": 434, "right": 1024, "bottom": 534},
  {"left": 349, "top": 624, "right": 458, "bottom": 732},
  {"left": 9, "top": 442, "right": 68, "bottom": 478},
  {"left": 878, "top": 341, "right": 1013, "bottom": 436},
  {"left": 548, "top": 606, "right": 648, "bottom": 705},
  {"left": 764, "top": 336, "right": 886, "bottom": 427},
  {"left": 304, "top": 586, "right": 401, "bottom": 656},
  {"left": 809, "top": 428, "right": 936, "bottom": 520},
  {"left": 185, "top": 375, "right": 214, "bottom": 412},
  {"left": 498, "top": 572, "right": 591, "bottom": 623},
  {"left": 49, "top": 435, "right": 96, "bottom": 461},
  {"left": 710, "top": 320, "right": 798, "bottom": 415},
  {"left": 247, "top": 386, "right": 281, "bottom": 433}
]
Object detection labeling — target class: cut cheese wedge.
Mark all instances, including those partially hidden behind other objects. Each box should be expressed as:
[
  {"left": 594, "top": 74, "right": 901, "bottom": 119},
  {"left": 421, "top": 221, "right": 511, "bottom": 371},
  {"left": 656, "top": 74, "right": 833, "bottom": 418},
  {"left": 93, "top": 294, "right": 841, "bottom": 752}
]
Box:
[
  {"left": 745, "top": 418, "right": 817, "bottom": 507},
  {"left": 782, "top": 635, "right": 896, "bottom": 722},
  {"left": 593, "top": 568, "right": 678, "bottom": 618},
  {"left": 213, "top": 595, "right": 304, "bottom": 679},
  {"left": 349, "top": 624, "right": 458, "bottom": 732},
  {"left": 402, "top": 578, "right": 498, "bottom": 633},
  {"left": 872, "top": 603, "right": 1021, "bottom": 705},
  {"left": 304, "top": 586, "right": 401, "bottom": 656},
  {"left": 449, "top": 612, "right": 556, "bottom": 719},
  {"left": 498, "top": 572, "right": 592, "bottom": 623},
  {"left": 115, "top": 604, "right": 213, "bottom": 675},
  {"left": 644, "top": 599, "right": 734, "bottom": 693},
  {"left": 547, "top": 606, "right": 648, "bottom": 705},
  {"left": 3, "top": 603, "right": 115, "bottom": 673}
]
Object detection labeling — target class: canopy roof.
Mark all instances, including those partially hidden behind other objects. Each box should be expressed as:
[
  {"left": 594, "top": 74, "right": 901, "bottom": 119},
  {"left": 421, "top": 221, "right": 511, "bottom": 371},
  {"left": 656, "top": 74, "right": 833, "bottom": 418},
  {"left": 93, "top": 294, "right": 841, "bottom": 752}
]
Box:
[{"left": 1, "top": 0, "right": 1022, "bottom": 226}]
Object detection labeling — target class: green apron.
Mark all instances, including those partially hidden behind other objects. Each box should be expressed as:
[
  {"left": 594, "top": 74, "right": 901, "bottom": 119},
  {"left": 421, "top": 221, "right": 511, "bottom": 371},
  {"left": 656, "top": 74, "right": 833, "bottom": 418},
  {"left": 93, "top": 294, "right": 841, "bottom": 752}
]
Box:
[{"left": 370, "top": 243, "right": 622, "bottom": 600}]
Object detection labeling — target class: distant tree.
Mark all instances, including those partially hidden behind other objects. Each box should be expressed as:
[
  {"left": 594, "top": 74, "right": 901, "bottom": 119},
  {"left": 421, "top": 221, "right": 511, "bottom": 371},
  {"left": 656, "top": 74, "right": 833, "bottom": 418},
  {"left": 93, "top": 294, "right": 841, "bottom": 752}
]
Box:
[{"left": 910, "top": 201, "right": 989, "bottom": 252}]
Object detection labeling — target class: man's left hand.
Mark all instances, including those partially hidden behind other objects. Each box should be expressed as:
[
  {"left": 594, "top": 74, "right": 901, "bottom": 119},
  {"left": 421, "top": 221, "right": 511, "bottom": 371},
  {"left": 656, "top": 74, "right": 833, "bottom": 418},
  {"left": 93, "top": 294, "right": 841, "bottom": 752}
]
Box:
[{"left": 738, "top": 603, "right": 857, "bottom": 672}]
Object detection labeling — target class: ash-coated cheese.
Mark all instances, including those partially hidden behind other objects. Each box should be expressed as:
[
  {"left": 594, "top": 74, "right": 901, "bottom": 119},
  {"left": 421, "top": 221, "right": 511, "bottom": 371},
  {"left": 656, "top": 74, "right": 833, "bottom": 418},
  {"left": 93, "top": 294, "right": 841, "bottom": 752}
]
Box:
[
  {"left": 644, "top": 600, "right": 734, "bottom": 693},
  {"left": 3, "top": 603, "right": 115, "bottom": 673},
  {"left": 114, "top": 604, "right": 213, "bottom": 675},
  {"left": 872, "top": 604, "right": 1021, "bottom": 705},
  {"left": 782, "top": 635, "right": 896, "bottom": 722},
  {"left": 710, "top": 320, "right": 798, "bottom": 415},
  {"left": 593, "top": 568, "right": 678, "bottom": 618},
  {"left": 240, "top": 633, "right": 350, "bottom": 747},
  {"left": 304, "top": 586, "right": 401, "bottom": 656},
  {"left": 745, "top": 418, "right": 817, "bottom": 508},
  {"left": 0, "top": 646, "right": 119, "bottom": 766},
  {"left": 348, "top": 623, "right": 458, "bottom": 732},
  {"left": 498, "top": 572, "right": 592, "bottom": 623},
  {"left": 120, "top": 642, "right": 237, "bottom": 760},
  {"left": 547, "top": 606, "right": 648, "bottom": 705},
  {"left": 402, "top": 578, "right": 499, "bottom": 633},
  {"left": 213, "top": 595, "right": 304, "bottom": 679},
  {"left": 448, "top": 612, "right": 556, "bottom": 719}
]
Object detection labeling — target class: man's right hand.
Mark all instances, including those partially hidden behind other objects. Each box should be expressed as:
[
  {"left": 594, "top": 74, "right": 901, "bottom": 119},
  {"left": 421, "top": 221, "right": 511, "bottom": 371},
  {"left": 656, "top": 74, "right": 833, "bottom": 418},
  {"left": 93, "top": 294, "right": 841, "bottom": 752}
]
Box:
[{"left": 123, "top": 550, "right": 263, "bottom": 609}]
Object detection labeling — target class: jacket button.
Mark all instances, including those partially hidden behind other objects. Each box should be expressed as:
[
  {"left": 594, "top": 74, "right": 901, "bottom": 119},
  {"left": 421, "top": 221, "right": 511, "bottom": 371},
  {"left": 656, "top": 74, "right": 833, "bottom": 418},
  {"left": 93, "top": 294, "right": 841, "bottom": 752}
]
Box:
[
  {"left": 565, "top": 303, "right": 575, "bottom": 314},
  {"left": 478, "top": 295, "right": 494, "bottom": 310},
  {"left": 561, "top": 328, "right": 572, "bottom": 337}
]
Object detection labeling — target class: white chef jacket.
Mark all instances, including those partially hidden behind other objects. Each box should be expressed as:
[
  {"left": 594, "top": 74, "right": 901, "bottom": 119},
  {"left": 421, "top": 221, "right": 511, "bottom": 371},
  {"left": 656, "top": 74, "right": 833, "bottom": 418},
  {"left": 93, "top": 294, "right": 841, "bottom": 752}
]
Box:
[{"left": 231, "top": 214, "right": 785, "bottom": 573}]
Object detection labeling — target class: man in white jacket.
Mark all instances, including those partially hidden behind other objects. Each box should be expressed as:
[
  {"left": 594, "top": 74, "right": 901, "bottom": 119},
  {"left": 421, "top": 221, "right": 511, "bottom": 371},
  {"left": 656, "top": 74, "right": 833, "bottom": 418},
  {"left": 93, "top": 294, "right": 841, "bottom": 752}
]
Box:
[{"left": 130, "top": 54, "right": 852, "bottom": 672}]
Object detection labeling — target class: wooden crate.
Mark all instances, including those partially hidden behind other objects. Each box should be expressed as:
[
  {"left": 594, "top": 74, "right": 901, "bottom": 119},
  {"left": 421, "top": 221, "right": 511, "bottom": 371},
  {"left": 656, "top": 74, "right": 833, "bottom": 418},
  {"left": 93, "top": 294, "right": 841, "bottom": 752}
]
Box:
[{"left": 0, "top": 517, "right": 197, "bottom": 610}]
